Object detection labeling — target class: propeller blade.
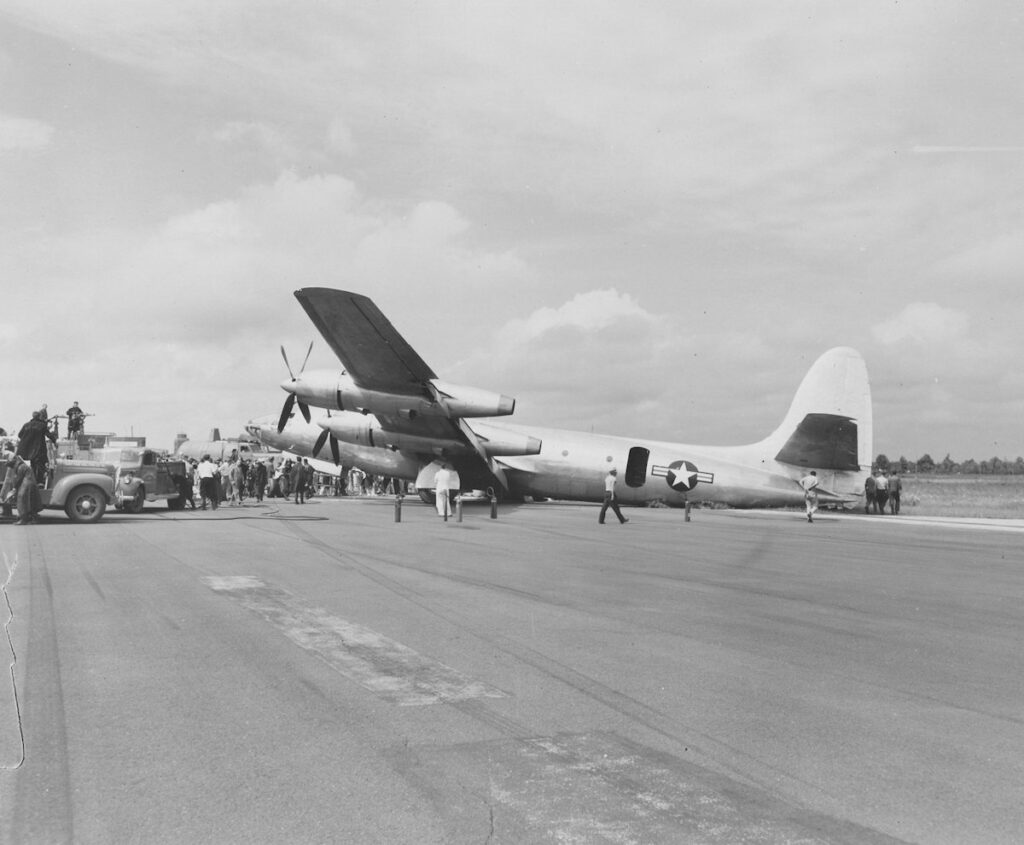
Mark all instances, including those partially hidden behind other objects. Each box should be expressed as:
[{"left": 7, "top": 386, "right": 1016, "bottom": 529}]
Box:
[
  {"left": 330, "top": 434, "right": 340, "bottom": 466},
  {"left": 299, "top": 340, "right": 313, "bottom": 374},
  {"left": 277, "top": 393, "right": 296, "bottom": 433},
  {"left": 313, "top": 428, "right": 329, "bottom": 457},
  {"left": 280, "top": 345, "right": 295, "bottom": 380},
  {"left": 299, "top": 401, "right": 311, "bottom": 424}
]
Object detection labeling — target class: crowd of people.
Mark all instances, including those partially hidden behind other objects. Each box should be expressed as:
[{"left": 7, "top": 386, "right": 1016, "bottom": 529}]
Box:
[{"left": 176, "top": 453, "right": 407, "bottom": 511}]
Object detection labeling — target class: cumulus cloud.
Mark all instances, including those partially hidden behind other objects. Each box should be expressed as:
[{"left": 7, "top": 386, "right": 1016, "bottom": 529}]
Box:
[
  {"left": 0, "top": 167, "right": 540, "bottom": 445},
  {"left": 872, "top": 302, "right": 969, "bottom": 346},
  {"left": 496, "top": 289, "right": 653, "bottom": 345},
  {"left": 0, "top": 113, "right": 53, "bottom": 151},
  {"left": 209, "top": 121, "right": 300, "bottom": 164}
]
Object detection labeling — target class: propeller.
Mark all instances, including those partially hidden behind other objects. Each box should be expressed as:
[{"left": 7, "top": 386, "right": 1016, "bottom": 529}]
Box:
[
  {"left": 278, "top": 342, "right": 314, "bottom": 432},
  {"left": 312, "top": 427, "right": 341, "bottom": 465}
]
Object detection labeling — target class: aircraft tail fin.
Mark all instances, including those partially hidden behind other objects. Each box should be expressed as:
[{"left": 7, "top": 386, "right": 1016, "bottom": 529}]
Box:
[{"left": 760, "top": 347, "right": 872, "bottom": 471}]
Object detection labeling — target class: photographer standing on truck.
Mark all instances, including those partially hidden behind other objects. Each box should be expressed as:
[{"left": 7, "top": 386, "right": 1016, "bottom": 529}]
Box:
[
  {"left": 66, "top": 401, "right": 89, "bottom": 438},
  {"left": 17, "top": 410, "right": 57, "bottom": 483}
]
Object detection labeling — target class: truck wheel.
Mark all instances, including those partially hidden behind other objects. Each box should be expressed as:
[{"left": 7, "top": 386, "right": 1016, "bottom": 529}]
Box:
[
  {"left": 167, "top": 495, "right": 186, "bottom": 510},
  {"left": 65, "top": 485, "right": 108, "bottom": 523},
  {"left": 418, "top": 488, "right": 435, "bottom": 505},
  {"left": 125, "top": 487, "right": 145, "bottom": 514}
]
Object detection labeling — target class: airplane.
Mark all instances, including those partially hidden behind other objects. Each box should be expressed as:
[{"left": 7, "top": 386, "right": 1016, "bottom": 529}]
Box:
[
  {"left": 173, "top": 428, "right": 278, "bottom": 463},
  {"left": 261, "top": 288, "right": 872, "bottom": 509},
  {"left": 245, "top": 413, "right": 419, "bottom": 482}
]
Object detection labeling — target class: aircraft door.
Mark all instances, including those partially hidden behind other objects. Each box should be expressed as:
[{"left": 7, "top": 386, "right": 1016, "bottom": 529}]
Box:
[{"left": 625, "top": 447, "right": 650, "bottom": 488}]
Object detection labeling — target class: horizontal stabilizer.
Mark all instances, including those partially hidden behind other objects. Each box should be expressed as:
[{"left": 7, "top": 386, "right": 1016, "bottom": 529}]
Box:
[{"left": 774, "top": 413, "right": 859, "bottom": 470}]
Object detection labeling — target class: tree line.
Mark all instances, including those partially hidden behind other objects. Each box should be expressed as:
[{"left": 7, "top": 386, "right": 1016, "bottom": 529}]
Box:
[{"left": 875, "top": 454, "right": 1024, "bottom": 475}]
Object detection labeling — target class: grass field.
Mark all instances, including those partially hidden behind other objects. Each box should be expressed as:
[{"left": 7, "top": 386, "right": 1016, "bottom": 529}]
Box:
[{"left": 894, "top": 475, "right": 1024, "bottom": 518}]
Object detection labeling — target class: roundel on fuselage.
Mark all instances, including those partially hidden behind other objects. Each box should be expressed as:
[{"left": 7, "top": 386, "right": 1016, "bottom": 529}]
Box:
[{"left": 665, "top": 460, "right": 700, "bottom": 492}]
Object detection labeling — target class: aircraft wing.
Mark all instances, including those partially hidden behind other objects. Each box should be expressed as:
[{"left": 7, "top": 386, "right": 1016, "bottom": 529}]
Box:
[
  {"left": 294, "top": 288, "right": 435, "bottom": 395},
  {"left": 293, "top": 287, "right": 514, "bottom": 491}
]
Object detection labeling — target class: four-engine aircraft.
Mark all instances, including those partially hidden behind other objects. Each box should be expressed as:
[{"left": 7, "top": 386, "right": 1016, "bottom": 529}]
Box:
[
  {"left": 255, "top": 287, "right": 872, "bottom": 509},
  {"left": 173, "top": 428, "right": 278, "bottom": 463}
]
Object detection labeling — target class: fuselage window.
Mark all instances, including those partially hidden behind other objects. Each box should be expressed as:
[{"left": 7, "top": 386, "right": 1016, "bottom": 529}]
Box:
[{"left": 625, "top": 446, "right": 650, "bottom": 488}]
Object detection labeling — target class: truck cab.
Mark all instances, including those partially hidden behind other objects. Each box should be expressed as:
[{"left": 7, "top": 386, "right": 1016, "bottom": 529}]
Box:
[{"left": 110, "top": 448, "right": 188, "bottom": 513}]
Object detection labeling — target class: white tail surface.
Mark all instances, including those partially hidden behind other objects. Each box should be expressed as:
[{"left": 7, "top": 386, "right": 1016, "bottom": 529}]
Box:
[{"left": 761, "top": 347, "right": 873, "bottom": 471}]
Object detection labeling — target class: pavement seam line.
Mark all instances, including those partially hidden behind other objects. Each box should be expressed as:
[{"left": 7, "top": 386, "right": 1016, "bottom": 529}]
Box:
[{"left": 1, "top": 552, "right": 25, "bottom": 770}]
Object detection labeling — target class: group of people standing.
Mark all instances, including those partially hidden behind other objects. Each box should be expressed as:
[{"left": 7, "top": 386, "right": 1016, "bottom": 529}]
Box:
[
  {"left": 187, "top": 454, "right": 316, "bottom": 510},
  {"left": 864, "top": 469, "right": 902, "bottom": 514},
  {"left": 801, "top": 468, "right": 902, "bottom": 522}
]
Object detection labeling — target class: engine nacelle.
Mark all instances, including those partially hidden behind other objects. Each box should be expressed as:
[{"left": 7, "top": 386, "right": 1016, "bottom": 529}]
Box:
[
  {"left": 322, "top": 415, "right": 465, "bottom": 457},
  {"left": 429, "top": 380, "right": 515, "bottom": 418},
  {"left": 467, "top": 422, "right": 542, "bottom": 457},
  {"left": 284, "top": 370, "right": 515, "bottom": 421}
]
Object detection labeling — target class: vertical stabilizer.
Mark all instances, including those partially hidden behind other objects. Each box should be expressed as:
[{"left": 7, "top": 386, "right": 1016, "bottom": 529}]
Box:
[{"left": 762, "top": 347, "right": 872, "bottom": 470}]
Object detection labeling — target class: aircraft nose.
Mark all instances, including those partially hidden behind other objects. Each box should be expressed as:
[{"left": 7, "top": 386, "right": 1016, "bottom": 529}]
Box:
[
  {"left": 246, "top": 414, "right": 277, "bottom": 432},
  {"left": 280, "top": 377, "right": 296, "bottom": 393}
]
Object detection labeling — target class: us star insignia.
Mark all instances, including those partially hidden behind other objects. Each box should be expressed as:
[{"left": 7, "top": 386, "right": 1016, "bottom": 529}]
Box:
[{"left": 652, "top": 460, "right": 715, "bottom": 492}]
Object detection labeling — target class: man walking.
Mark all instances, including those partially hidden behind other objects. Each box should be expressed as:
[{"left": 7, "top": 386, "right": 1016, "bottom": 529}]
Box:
[
  {"left": 800, "top": 470, "right": 820, "bottom": 523},
  {"left": 599, "top": 468, "right": 629, "bottom": 525}
]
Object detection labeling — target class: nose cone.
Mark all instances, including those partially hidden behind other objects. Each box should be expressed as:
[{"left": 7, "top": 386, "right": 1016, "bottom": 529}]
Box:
[{"left": 280, "top": 377, "right": 296, "bottom": 394}]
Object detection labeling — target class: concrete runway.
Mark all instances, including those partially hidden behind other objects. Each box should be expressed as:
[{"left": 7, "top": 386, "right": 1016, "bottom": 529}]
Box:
[{"left": 1, "top": 497, "right": 1022, "bottom": 844}]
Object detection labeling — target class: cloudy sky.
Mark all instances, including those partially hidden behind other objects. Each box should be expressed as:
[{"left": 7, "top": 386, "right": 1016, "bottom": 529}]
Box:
[{"left": 1, "top": 1, "right": 1022, "bottom": 462}]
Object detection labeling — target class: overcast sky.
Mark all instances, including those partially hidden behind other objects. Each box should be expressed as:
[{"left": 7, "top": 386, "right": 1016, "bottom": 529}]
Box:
[{"left": 2, "top": 1, "right": 1022, "bottom": 462}]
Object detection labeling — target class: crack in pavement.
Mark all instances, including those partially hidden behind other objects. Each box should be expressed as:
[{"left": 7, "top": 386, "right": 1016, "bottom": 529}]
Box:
[{"left": 1, "top": 552, "right": 25, "bottom": 770}]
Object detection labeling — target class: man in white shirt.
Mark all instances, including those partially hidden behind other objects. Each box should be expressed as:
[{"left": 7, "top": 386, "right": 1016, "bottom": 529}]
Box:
[
  {"left": 799, "top": 470, "right": 819, "bottom": 523},
  {"left": 196, "top": 454, "right": 218, "bottom": 510},
  {"left": 599, "top": 468, "right": 629, "bottom": 525},
  {"left": 434, "top": 463, "right": 455, "bottom": 518},
  {"left": 873, "top": 470, "right": 889, "bottom": 514}
]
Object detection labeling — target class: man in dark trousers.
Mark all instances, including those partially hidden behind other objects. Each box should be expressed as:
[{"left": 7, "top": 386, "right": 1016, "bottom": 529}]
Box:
[
  {"left": 66, "top": 401, "right": 88, "bottom": 438},
  {"left": 599, "top": 468, "right": 629, "bottom": 525},
  {"left": 17, "top": 410, "right": 56, "bottom": 483},
  {"left": 888, "top": 471, "right": 902, "bottom": 514},
  {"left": 864, "top": 472, "right": 877, "bottom": 513}
]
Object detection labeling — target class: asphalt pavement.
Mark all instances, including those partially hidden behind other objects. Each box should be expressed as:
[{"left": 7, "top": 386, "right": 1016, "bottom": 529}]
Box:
[{"left": 2, "top": 497, "right": 1022, "bottom": 844}]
